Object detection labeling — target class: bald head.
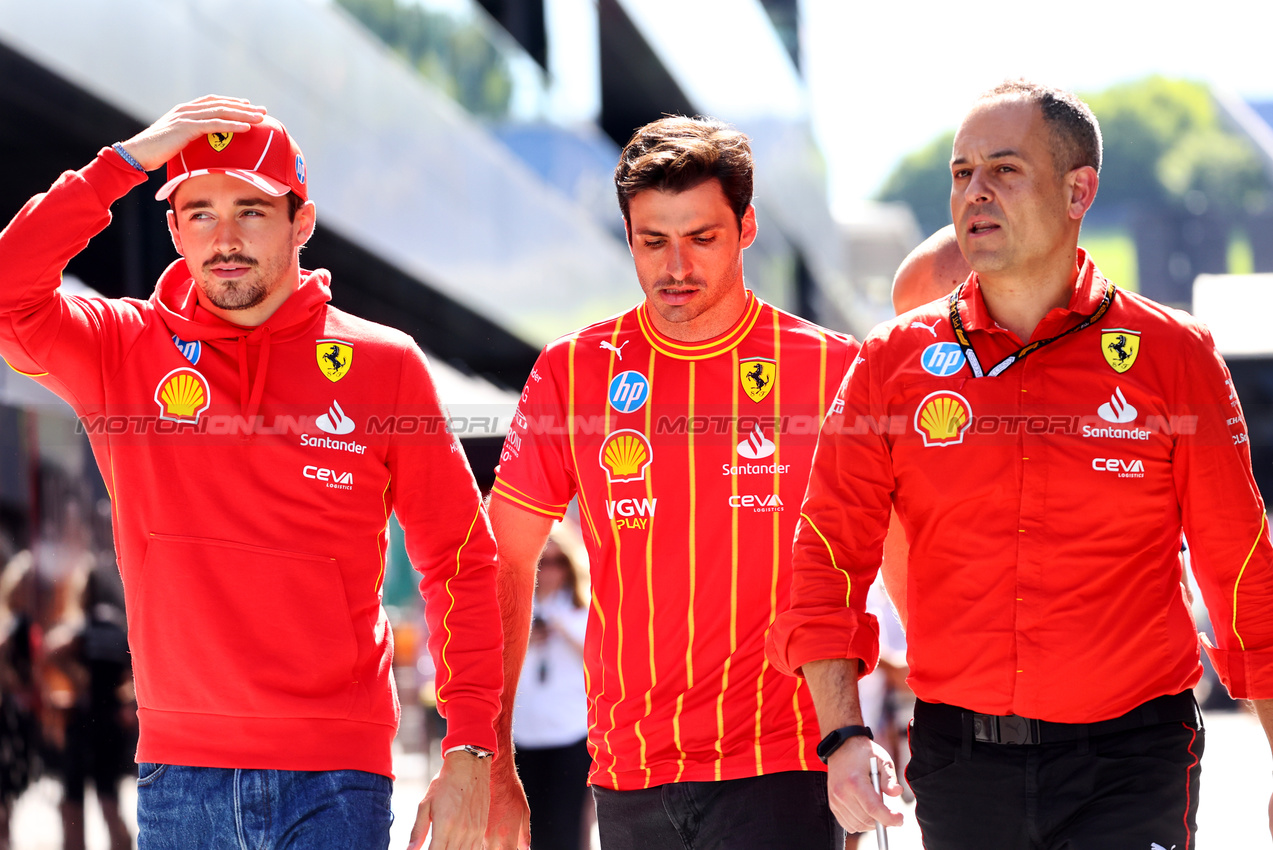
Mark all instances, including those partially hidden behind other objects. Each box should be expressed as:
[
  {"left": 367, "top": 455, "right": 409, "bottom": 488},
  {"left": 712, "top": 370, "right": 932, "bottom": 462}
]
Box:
[{"left": 891, "top": 225, "right": 972, "bottom": 315}]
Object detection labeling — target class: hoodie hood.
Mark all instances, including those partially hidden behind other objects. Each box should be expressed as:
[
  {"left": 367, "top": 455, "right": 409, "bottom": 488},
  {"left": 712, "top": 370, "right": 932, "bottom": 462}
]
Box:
[
  {"left": 150, "top": 260, "right": 331, "bottom": 343},
  {"left": 149, "top": 261, "right": 332, "bottom": 421}
]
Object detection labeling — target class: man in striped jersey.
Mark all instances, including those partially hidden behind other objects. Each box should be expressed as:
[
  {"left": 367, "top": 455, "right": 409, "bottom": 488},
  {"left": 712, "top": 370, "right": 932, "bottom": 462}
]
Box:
[{"left": 485, "top": 117, "right": 859, "bottom": 849}]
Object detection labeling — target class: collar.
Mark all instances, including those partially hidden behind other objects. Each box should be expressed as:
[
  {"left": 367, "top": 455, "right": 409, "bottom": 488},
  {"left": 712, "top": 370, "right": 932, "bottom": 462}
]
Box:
[
  {"left": 636, "top": 290, "right": 764, "bottom": 360},
  {"left": 960, "top": 248, "right": 1103, "bottom": 338},
  {"left": 152, "top": 262, "right": 332, "bottom": 343}
]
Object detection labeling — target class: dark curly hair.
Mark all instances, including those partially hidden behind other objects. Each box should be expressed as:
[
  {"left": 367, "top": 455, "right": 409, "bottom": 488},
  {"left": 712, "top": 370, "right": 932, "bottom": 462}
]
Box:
[{"left": 614, "top": 116, "right": 753, "bottom": 232}]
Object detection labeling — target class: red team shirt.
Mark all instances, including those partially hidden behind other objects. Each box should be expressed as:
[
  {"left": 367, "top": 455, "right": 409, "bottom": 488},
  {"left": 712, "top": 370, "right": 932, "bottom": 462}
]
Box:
[
  {"left": 770, "top": 252, "right": 1273, "bottom": 722},
  {"left": 492, "top": 292, "right": 857, "bottom": 789}
]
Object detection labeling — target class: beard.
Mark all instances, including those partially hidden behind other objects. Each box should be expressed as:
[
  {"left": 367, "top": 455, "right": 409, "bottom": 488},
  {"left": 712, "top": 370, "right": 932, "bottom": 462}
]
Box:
[{"left": 199, "top": 253, "right": 271, "bottom": 311}]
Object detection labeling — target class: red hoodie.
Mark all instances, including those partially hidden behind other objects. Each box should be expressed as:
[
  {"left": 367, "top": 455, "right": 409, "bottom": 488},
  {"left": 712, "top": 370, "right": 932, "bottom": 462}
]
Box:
[{"left": 0, "top": 148, "right": 503, "bottom": 776}]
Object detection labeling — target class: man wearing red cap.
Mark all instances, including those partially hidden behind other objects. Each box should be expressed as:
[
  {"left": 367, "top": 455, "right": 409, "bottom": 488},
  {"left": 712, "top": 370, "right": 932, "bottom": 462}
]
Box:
[{"left": 0, "top": 96, "right": 502, "bottom": 849}]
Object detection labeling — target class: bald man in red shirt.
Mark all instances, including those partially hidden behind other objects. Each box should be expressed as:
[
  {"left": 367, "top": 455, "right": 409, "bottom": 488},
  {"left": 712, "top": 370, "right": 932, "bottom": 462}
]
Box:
[{"left": 771, "top": 80, "right": 1273, "bottom": 849}]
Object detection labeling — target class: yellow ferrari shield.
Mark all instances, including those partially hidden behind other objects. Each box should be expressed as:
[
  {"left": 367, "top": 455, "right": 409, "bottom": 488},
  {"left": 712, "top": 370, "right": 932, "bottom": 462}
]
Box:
[
  {"left": 1101, "top": 329, "right": 1140, "bottom": 373},
  {"left": 316, "top": 339, "right": 353, "bottom": 382},
  {"left": 739, "top": 358, "right": 776, "bottom": 403},
  {"left": 207, "top": 132, "right": 234, "bottom": 152}
]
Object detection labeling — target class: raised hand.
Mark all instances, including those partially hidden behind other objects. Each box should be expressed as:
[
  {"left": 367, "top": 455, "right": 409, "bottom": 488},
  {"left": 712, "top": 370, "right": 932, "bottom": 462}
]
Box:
[{"left": 117, "top": 95, "right": 267, "bottom": 171}]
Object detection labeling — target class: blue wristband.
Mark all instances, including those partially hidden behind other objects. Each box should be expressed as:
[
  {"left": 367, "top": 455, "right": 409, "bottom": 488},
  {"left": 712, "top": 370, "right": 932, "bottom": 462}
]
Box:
[{"left": 111, "top": 142, "right": 146, "bottom": 173}]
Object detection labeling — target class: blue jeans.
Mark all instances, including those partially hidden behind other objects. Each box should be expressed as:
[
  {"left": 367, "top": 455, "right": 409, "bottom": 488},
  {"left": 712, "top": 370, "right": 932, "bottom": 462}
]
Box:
[{"left": 136, "top": 764, "right": 393, "bottom": 850}]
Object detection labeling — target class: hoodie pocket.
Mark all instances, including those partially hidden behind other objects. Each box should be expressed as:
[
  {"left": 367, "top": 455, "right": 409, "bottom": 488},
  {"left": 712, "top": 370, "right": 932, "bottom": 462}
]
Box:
[{"left": 131, "top": 534, "right": 359, "bottom": 719}]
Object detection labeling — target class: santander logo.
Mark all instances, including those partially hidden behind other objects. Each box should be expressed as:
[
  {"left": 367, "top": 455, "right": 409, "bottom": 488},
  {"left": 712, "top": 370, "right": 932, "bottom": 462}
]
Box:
[
  {"left": 737, "top": 424, "right": 776, "bottom": 460},
  {"left": 317, "top": 400, "right": 356, "bottom": 435},
  {"left": 1097, "top": 387, "right": 1137, "bottom": 424}
]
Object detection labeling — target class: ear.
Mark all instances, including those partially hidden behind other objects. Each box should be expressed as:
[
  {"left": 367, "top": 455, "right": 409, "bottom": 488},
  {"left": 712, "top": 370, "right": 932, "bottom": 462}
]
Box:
[
  {"left": 623, "top": 216, "right": 634, "bottom": 254},
  {"left": 166, "top": 209, "right": 184, "bottom": 256},
  {"left": 739, "top": 204, "right": 758, "bottom": 250},
  {"left": 293, "top": 201, "right": 317, "bottom": 247},
  {"left": 1067, "top": 166, "right": 1099, "bottom": 220}
]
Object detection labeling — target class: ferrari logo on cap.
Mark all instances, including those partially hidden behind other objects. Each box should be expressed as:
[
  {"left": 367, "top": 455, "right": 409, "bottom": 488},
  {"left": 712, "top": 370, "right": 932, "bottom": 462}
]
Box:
[
  {"left": 1101, "top": 329, "right": 1140, "bottom": 373},
  {"left": 316, "top": 339, "right": 353, "bottom": 382},
  {"left": 739, "top": 358, "right": 776, "bottom": 403},
  {"left": 207, "top": 132, "right": 233, "bottom": 152}
]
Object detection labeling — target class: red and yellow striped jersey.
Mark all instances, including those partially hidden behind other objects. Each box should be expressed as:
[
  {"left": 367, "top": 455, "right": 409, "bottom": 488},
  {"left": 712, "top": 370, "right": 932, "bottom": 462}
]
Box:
[{"left": 492, "top": 292, "right": 857, "bottom": 790}]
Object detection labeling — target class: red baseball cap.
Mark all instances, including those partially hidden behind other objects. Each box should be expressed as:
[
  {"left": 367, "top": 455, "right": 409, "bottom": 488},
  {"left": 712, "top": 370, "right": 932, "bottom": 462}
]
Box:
[{"left": 155, "top": 114, "right": 308, "bottom": 202}]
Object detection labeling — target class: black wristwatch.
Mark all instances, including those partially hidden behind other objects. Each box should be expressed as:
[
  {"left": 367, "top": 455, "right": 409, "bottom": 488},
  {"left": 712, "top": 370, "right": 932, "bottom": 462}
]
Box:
[{"left": 815, "top": 725, "right": 873, "bottom": 764}]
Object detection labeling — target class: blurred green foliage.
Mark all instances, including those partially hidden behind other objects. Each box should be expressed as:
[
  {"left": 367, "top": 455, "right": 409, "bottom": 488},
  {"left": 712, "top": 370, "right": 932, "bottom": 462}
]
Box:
[
  {"left": 1080, "top": 227, "right": 1139, "bottom": 291},
  {"left": 336, "top": 0, "right": 513, "bottom": 118},
  {"left": 1228, "top": 232, "right": 1256, "bottom": 275},
  {"left": 1090, "top": 77, "right": 1270, "bottom": 216},
  {"left": 878, "top": 77, "right": 1272, "bottom": 234}
]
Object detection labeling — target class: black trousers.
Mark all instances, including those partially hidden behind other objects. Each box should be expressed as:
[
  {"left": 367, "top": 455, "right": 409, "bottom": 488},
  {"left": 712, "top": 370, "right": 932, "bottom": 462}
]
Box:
[
  {"left": 516, "top": 737, "right": 592, "bottom": 850},
  {"left": 592, "top": 770, "right": 843, "bottom": 850},
  {"left": 907, "top": 698, "right": 1205, "bottom": 850}
]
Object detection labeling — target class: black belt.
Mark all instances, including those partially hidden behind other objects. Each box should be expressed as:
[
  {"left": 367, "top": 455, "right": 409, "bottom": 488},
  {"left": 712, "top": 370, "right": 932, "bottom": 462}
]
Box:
[{"left": 913, "top": 691, "right": 1199, "bottom": 746}]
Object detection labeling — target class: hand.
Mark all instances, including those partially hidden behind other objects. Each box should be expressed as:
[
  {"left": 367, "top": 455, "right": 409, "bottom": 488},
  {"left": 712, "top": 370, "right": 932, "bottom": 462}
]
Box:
[
  {"left": 485, "top": 754, "right": 531, "bottom": 850},
  {"left": 825, "top": 736, "right": 904, "bottom": 833},
  {"left": 407, "top": 751, "right": 490, "bottom": 850},
  {"left": 117, "top": 95, "right": 268, "bottom": 171}
]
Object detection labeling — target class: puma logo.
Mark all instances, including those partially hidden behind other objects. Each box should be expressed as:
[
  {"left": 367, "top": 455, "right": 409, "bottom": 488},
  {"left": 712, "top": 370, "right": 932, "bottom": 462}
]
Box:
[
  {"left": 600, "top": 340, "right": 629, "bottom": 360},
  {"left": 911, "top": 319, "right": 941, "bottom": 337}
]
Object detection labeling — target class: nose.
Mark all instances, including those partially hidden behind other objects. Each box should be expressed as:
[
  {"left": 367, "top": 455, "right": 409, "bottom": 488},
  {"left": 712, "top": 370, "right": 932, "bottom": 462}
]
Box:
[
  {"left": 964, "top": 167, "right": 992, "bottom": 205},
  {"left": 666, "top": 240, "right": 693, "bottom": 282},
  {"left": 211, "top": 218, "right": 243, "bottom": 255}
]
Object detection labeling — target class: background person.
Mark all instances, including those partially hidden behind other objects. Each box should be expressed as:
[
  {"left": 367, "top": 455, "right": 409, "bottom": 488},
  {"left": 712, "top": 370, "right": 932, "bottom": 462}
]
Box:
[
  {"left": 512, "top": 524, "right": 592, "bottom": 850},
  {"left": 890, "top": 224, "right": 971, "bottom": 317},
  {"left": 0, "top": 552, "right": 45, "bottom": 850},
  {"left": 44, "top": 562, "right": 134, "bottom": 850}
]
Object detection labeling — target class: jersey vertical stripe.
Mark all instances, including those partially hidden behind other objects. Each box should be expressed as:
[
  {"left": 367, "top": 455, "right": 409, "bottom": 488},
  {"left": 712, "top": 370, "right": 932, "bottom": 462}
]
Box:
[
  {"left": 636, "top": 347, "right": 657, "bottom": 786},
  {"left": 601, "top": 324, "right": 631, "bottom": 787},
  {"left": 713, "top": 350, "right": 742, "bottom": 779}
]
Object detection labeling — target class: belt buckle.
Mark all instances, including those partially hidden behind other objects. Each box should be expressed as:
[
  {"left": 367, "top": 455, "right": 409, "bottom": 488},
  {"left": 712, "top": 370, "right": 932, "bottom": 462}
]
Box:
[
  {"left": 997, "top": 715, "right": 1040, "bottom": 745},
  {"left": 973, "top": 713, "right": 1040, "bottom": 745}
]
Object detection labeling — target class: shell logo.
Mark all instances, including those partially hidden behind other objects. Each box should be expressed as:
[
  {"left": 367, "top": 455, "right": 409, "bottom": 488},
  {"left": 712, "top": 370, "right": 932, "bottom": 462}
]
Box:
[
  {"left": 154, "top": 367, "right": 211, "bottom": 422},
  {"left": 913, "top": 390, "right": 972, "bottom": 448},
  {"left": 598, "top": 429, "right": 653, "bottom": 483}
]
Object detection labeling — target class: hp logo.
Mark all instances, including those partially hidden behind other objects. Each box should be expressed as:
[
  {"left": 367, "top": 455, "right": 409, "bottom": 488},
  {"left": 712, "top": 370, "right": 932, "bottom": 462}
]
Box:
[
  {"left": 921, "top": 342, "right": 966, "bottom": 377},
  {"left": 608, "top": 371, "right": 650, "bottom": 413}
]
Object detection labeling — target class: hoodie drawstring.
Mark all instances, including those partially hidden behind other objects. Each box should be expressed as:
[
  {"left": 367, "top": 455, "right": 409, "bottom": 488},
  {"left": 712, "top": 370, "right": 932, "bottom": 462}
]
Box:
[
  {"left": 237, "top": 336, "right": 249, "bottom": 413},
  {"left": 236, "top": 328, "right": 273, "bottom": 424}
]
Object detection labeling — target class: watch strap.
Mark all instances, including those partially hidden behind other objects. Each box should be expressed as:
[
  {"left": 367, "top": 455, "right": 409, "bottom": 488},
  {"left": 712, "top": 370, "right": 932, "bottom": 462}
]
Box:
[{"left": 815, "top": 724, "right": 873, "bottom": 764}]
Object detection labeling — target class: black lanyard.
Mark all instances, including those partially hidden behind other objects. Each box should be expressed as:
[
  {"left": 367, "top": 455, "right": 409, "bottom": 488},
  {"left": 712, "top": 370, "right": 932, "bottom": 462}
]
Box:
[{"left": 948, "top": 280, "right": 1116, "bottom": 378}]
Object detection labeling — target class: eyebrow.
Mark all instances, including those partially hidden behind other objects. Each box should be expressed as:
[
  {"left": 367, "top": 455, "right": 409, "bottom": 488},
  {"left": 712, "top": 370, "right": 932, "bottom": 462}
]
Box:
[
  {"left": 179, "top": 196, "right": 278, "bottom": 212},
  {"left": 634, "top": 223, "right": 724, "bottom": 237},
  {"left": 951, "top": 149, "right": 1022, "bottom": 167}
]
